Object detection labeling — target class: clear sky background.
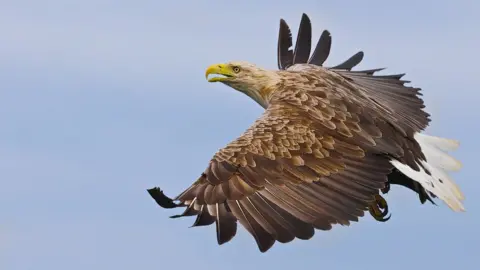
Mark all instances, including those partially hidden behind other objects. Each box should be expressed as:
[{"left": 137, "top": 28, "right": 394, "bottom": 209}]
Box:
[{"left": 1, "top": 1, "right": 479, "bottom": 269}]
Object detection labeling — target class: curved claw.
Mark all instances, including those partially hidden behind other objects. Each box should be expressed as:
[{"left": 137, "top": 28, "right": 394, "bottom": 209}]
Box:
[{"left": 369, "top": 194, "right": 391, "bottom": 222}]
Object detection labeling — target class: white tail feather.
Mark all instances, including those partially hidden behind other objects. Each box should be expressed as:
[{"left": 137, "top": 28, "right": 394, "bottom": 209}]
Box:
[
  {"left": 390, "top": 133, "right": 465, "bottom": 212},
  {"left": 415, "top": 133, "right": 460, "bottom": 152}
]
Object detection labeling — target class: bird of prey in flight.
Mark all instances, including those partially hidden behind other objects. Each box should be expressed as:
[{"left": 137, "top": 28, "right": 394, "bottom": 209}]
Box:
[{"left": 148, "top": 13, "right": 464, "bottom": 252}]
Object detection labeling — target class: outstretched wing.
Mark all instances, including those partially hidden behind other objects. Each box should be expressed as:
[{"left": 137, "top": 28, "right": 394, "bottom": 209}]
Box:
[
  {"left": 277, "top": 13, "right": 437, "bottom": 205},
  {"left": 150, "top": 91, "right": 396, "bottom": 252}
]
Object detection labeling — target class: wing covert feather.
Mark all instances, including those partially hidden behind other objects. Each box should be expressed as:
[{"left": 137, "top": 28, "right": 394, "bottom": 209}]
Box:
[{"left": 164, "top": 96, "right": 395, "bottom": 252}]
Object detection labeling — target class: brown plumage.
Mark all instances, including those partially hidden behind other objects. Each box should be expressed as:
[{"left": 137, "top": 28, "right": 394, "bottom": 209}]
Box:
[
  {"left": 148, "top": 14, "right": 464, "bottom": 253},
  {"left": 277, "top": 13, "right": 439, "bottom": 209}
]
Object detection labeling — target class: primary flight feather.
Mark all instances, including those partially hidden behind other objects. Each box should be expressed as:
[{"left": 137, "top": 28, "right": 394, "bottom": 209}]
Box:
[{"left": 148, "top": 14, "right": 464, "bottom": 253}]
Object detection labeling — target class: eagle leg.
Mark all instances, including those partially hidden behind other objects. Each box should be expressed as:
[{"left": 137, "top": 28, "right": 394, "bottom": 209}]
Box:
[
  {"left": 381, "top": 182, "right": 390, "bottom": 194},
  {"left": 368, "top": 194, "right": 391, "bottom": 222}
]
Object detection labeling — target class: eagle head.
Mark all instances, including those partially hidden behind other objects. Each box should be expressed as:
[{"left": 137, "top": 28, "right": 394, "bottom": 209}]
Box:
[{"left": 205, "top": 61, "right": 280, "bottom": 108}]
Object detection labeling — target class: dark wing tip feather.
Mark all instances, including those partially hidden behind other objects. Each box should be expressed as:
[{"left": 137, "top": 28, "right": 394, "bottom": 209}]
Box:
[
  {"left": 330, "top": 51, "right": 364, "bottom": 70},
  {"left": 190, "top": 206, "right": 216, "bottom": 227},
  {"left": 147, "top": 187, "right": 181, "bottom": 209},
  {"left": 308, "top": 30, "right": 332, "bottom": 66},
  {"left": 216, "top": 203, "right": 238, "bottom": 245},
  {"left": 278, "top": 18, "right": 294, "bottom": 70},
  {"left": 350, "top": 68, "right": 386, "bottom": 75},
  {"left": 292, "top": 13, "right": 312, "bottom": 64}
]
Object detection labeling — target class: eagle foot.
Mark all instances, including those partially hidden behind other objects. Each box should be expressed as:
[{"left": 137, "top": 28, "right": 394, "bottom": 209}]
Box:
[{"left": 368, "top": 194, "right": 391, "bottom": 222}]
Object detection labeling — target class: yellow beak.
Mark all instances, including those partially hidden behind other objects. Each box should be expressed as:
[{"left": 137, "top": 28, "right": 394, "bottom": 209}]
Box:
[{"left": 205, "top": 63, "right": 234, "bottom": 82}]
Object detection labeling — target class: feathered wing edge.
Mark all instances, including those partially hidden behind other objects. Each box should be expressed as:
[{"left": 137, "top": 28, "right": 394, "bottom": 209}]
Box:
[
  {"left": 277, "top": 13, "right": 363, "bottom": 71},
  {"left": 147, "top": 153, "right": 393, "bottom": 252},
  {"left": 277, "top": 13, "right": 449, "bottom": 207},
  {"left": 336, "top": 68, "right": 464, "bottom": 211}
]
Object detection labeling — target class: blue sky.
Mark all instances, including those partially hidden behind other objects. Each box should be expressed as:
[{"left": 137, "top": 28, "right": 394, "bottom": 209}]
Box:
[{"left": 1, "top": 1, "right": 479, "bottom": 269}]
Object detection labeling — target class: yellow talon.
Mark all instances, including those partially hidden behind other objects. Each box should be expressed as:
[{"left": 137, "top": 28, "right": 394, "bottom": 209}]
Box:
[
  {"left": 375, "top": 194, "right": 388, "bottom": 209},
  {"left": 369, "top": 194, "right": 391, "bottom": 222}
]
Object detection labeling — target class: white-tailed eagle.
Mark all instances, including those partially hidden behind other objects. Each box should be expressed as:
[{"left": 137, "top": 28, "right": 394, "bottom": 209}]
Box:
[{"left": 148, "top": 14, "right": 464, "bottom": 252}]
